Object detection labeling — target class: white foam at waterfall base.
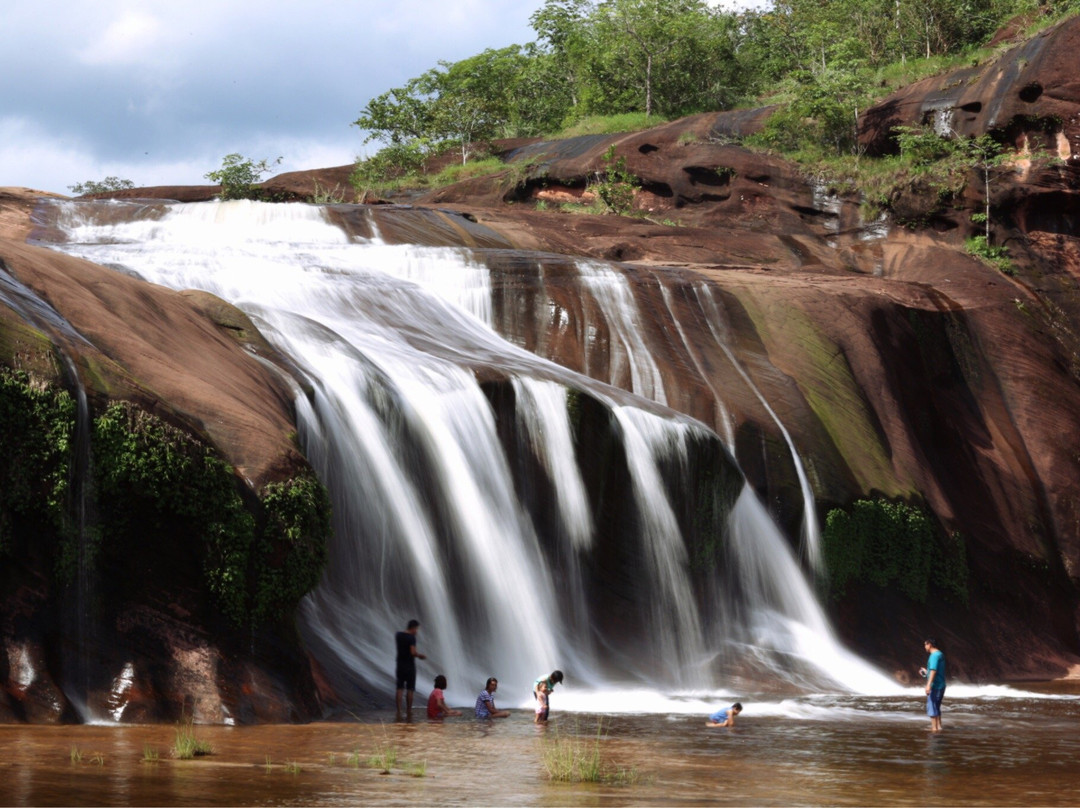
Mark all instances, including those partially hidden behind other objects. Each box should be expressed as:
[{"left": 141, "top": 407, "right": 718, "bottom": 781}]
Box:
[
  {"left": 43, "top": 199, "right": 900, "bottom": 705},
  {"left": 725, "top": 488, "right": 902, "bottom": 696}
]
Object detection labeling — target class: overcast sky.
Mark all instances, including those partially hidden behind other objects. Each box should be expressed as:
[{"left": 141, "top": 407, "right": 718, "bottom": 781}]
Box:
[{"left": 1, "top": 0, "right": 756, "bottom": 195}]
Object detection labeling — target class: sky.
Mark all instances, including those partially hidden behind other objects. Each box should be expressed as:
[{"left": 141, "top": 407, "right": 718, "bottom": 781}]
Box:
[{"left": 1, "top": 1, "right": 757, "bottom": 195}]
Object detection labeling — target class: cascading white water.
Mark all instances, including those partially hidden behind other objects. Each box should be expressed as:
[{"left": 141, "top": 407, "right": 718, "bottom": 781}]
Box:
[
  {"left": 610, "top": 406, "right": 704, "bottom": 684},
  {"left": 578, "top": 260, "right": 667, "bottom": 405},
  {"left": 41, "top": 199, "right": 901, "bottom": 707},
  {"left": 511, "top": 378, "right": 593, "bottom": 550}
]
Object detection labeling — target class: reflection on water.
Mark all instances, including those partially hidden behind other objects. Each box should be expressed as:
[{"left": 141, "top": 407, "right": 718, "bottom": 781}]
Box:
[{"left": 1, "top": 690, "right": 1078, "bottom": 806}]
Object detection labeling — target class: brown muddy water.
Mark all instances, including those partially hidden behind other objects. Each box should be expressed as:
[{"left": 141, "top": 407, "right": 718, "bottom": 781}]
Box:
[{"left": 1, "top": 688, "right": 1079, "bottom": 807}]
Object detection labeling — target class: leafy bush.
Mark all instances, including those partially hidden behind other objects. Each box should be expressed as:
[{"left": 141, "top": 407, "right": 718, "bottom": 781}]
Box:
[
  {"left": 92, "top": 402, "right": 255, "bottom": 623},
  {"left": 253, "top": 474, "right": 332, "bottom": 622},
  {"left": 350, "top": 140, "right": 432, "bottom": 197},
  {"left": 965, "top": 235, "right": 1014, "bottom": 275},
  {"left": 590, "top": 146, "right": 638, "bottom": 215},
  {"left": 0, "top": 368, "right": 75, "bottom": 556},
  {"left": 822, "top": 498, "right": 967, "bottom": 604},
  {"left": 205, "top": 153, "right": 282, "bottom": 201}
]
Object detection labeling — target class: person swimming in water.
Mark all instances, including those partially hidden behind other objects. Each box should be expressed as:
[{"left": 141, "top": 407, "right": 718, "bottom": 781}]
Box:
[{"left": 706, "top": 702, "right": 743, "bottom": 727}]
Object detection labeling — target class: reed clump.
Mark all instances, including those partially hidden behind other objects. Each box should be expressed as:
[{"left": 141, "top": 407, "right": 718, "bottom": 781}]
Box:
[
  {"left": 172, "top": 715, "right": 213, "bottom": 759},
  {"left": 366, "top": 741, "right": 398, "bottom": 774},
  {"left": 541, "top": 719, "right": 638, "bottom": 784}
]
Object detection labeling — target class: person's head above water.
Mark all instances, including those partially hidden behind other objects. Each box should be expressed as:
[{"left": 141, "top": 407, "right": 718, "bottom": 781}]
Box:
[
  {"left": 550, "top": 670, "right": 564, "bottom": 684},
  {"left": 485, "top": 677, "right": 498, "bottom": 691},
  {"left": 407, "top": 619, "right": 420, "bottom": 632},
  {"left": 434, "top": 674, "right": 447, "bottom": 689},
  {"left": 732, "top": 703, "right": 743, "bottom": 713}
]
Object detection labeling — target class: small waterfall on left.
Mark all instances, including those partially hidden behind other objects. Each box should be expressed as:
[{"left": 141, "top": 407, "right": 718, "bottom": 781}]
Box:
[
  {"left": 39, "top": 199, "right": 900, "bottom": 707},
  {"left": 0, "top": 262, "right": 100, "bottom": 720}
]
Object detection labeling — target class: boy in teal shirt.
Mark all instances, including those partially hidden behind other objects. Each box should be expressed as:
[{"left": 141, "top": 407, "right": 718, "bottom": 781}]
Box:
[{"left": 919, "top": 638, "right": 947, "bottom": 732}]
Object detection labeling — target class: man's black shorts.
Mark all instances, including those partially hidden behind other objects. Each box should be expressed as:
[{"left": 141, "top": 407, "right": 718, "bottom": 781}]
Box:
[{"left": 395, "top": 664, "right": 416, "bottom": 691}]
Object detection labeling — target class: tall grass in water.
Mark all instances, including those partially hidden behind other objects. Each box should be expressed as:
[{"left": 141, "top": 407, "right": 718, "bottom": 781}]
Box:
[
  {"left": 541, "top": 719, "right": 638, "bottom": 784},
  {"left": 367, "top": 741, "right": 398, "bottom": 774},
  {"left": 172, "top": 714, "right": 213, "bottom": 759}
]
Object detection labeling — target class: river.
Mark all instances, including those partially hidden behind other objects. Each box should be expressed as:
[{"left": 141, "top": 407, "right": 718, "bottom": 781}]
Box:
[{"left": 2, "top": 683, "right": 1078, "bottom": 806}]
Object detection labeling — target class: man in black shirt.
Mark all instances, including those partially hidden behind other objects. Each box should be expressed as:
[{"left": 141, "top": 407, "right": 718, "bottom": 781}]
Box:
[{"left": 395, "top": 619, "right": 425, "bottom": 720}]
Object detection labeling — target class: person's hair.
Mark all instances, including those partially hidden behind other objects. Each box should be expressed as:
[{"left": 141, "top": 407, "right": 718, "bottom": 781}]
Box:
[
  {"left": 551, "top": 670, "right": 564, "bottom": 683},
  {"left": 434, "top": 674, "right": 447, "bottom": 689},
  {"left": 924, "top": 638, "right": 937, "bottom": 647},
  {"left": 485, "top": 677, "right": 498, "bottom": 689},
  {"left": 733, "top": 702, "right": 743, "bottom": 711},
  {"left": 407, "top": 619, "right": 420, "bottom": 630}
]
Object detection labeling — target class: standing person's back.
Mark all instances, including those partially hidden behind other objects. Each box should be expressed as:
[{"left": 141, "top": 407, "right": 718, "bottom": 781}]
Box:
[{"left": 394, "top": 619, "right": 425, "bottom": 721}]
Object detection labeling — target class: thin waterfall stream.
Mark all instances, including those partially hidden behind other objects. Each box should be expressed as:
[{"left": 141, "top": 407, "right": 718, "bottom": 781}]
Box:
[{"left": 37, "top": 199, "right": 900, "bottom": 710}]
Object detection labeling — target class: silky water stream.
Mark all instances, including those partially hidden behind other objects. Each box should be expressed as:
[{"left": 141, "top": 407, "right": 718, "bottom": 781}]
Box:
[{"left": 17, "top": 199, "right": 1080, "bottom": 806}]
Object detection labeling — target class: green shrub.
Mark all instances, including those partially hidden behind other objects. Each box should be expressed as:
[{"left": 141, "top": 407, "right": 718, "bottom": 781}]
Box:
[
  {"left": 205, "top": 153, "right": 282, "bottom": 201},
  {"left": 253, "top": 474, "right": 332, "bottom": 622},
  {"left": 0, "top": 368, "right": 75, "bottom": 556},
  {"left": 822, "top": 498, "right": 967, "bottom": 604},
  {"left": 350, "top": 140, "right": 432, "bottom": 197},
  {"left": 92, "top": 402, "right": 254, "bottom": 623},
  {"left": 965, "top": 235, "right": 1014, "bottom": 275},
  {"left": 68, "top": 177, "right": 135, "bottom": 196},
  {"left": 590, "top": 146, "right": 638, "bottom": 215}
]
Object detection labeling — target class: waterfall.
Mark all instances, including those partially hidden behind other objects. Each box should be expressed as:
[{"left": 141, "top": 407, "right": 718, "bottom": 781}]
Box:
[
  {"left": 0, "top": 263, "right": 101, "bottom": 720},
  {"left": 62, "top": 353, "right": 98, "bottom": 722},
  {"left": 39, "top": 199, "right": 900, "bottom": 706},
  {"left": 578, "top": 260, "right": 667, "bottom": 405}
]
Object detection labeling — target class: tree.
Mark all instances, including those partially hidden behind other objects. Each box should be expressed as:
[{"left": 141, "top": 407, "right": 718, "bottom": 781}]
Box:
[
  {"left": 204, "top": 154, "right": 282, "bottom": 201},
  {"left": 354, "top": 47, "right": 549, "bottom": 165},
  {"left": 585, "top": 0, "right": 743, "bottom": 118},
  {"left": 68, "top": 176, "right": 135, "bottom": 196}
]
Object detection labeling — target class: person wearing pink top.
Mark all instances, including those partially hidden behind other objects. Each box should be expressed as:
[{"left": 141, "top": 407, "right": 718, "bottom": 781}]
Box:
[{"left": 426, "top": 674, "right": 461, "bottom": 719}]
